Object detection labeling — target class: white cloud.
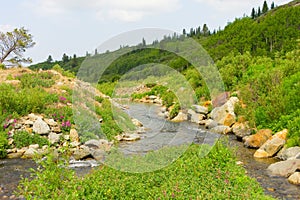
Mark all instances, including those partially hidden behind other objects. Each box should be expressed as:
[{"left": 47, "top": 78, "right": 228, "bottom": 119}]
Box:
[{"left": 24, "top": 0, "right": 180, "bottom": 22}]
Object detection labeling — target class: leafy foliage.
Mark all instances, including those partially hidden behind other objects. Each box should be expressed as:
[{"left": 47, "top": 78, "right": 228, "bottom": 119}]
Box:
[
  {"left": 13, "top": 131, "right": 49, "bottom": 148},
  {"left": 18, "top": 142, "right": 272, "bottom": 199}
]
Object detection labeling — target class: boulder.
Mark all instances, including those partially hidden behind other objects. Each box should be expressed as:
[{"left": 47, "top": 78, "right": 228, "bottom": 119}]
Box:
[
  {"left": 273, "top": 129, "right": 288, "bottom": 140},
  {"left": 210, "top": 97, "right": 239, "bottom": 126},
  {"left": 187, "top": 109, "right": 205, "bottom": 124},
  {"left": 48, "top": 132, "right": 60, "bottom": 144},
  {"left": 148, "top": 95, "right": 157, "bottom": 100},
  {"left": 172, "top": 112, "right": 188, "bottom": 122},
  {"left": 29, "top": 144, "right": 39, "bottom": 149},
  {"left": 73, "top": 146, "right": 91, "bottom": 160},
  {"left": 277, "top": 147, "right": 300, "bottom": 160},
  {"left": 191, "top": 105, "right": 208, "bottom": 115},
  {"left": 132, "top": 118, "right": 143, "bottom": 127},
  {"left": 33, "top": 117, "right": 50, "bottom": 135},
  {"left": 243, "top": 129, "right": 272, "bottom": 148},
  {"left": 91, "top": 149, "right": 106, "bottom": 161},
  {"left": 69, "top": 129, "right": 79, "bottom": 142},
  {"left": 267, "top": 160, "right": 300, "bottom": 177},
  {"left": 254, "top": 129, "right": 288, "bottom": 158},
  {"left": 288, "top": 172, "right": 300, "bottom": 185},
  {"left": 85, "top": 139, "right": 101, "bottom": 149},
  {"left": 210, "top": 125, "right": 232, "bottom": 134},
  {"left": 232, "top": 122, "right": 251, "bottom": 139},
  {"left": 254, "top": 137, "right": 285, "bottom": 158}
]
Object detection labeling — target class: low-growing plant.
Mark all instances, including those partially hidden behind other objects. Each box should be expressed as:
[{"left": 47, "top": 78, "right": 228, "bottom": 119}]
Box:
[
  {"left": 16, "top": 72, "right": 56, "bottom": 88},
  {"left": 13, "top": 131, "right": 49, "bottom": 148},
  {"left": 0, "top": 131, "right": 9, "bottom": 158},
  {"left": 17, "top": 141, "right": 273, "bottom": 199},
  {"left": 169, "top": 102, "right": 180, "bottom": 119}
]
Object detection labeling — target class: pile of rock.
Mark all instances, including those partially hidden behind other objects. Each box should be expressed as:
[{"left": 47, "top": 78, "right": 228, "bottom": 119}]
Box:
[
  {"left": 5, "top": 113, "right": 113, "bottom": 161},
  {"left": 135, "top": 95, "right": 163, "bottom": 105}
]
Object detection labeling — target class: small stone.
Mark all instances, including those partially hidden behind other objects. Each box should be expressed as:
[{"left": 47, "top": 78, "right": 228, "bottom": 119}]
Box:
[
  {"left": 288, "top": 172, "right": 300, "bottom": 185},
  {"left": 51, "top": 126, "right": 62, "bottom": 133},
  {"left": 210, "top": 125, "right": 232, "bottom": 134},
  {"left": 28, "top": 113, "right": 38, "bottom": 121},
  {"left": 25, "top": 127, "right": 33, "bottom": 133},
  {"left": 33, "top": 118, "right": 50, "bottom": 135},
  {"left": 171, "top": 112, "right": 188, "bottom": 122},
  {"left": 204, "top": 119, "right": 218, "bottom": 129},
  {"left": 64, "top": 135, "right": 70, "bottom": 141},
  {"left": 29, "top": 144, "right": 39, "bottom": 149},
  {"left": 69, "top": 129, "right": 79, "bottom": 142},
  {"left": 232, "top": 122, "right": 251, "bottom": 139},
  {"left": 132, "top": 118, "right": 143, "bottom": 127},
  {"left": 122, "top": 133, "right": 141, "bottom": 141},
  {"left": 70, "top": 141, "right": 81, "bottom": 147},
  {"left": 48, "top": 132, "right": 60, "bottom": 144},
  {"left": 191, "top": 105, "right": 208, "bottom": 114},
  {"left": 23, "top": 148, "right": 38, "bottom": 159},
  {"left": 44, "top": 118, "right": 58, "bottom": 126},
  {"left": 85, "top": 139, "right": 101, "bottom": 149},
  {"left": 7, "top": 152, "right": 23, "bottom": 159}
]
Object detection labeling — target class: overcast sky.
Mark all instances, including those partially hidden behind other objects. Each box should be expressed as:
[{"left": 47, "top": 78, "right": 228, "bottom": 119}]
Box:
[{"left": 1, "top": 0, "right": 290, "bottom": 64}]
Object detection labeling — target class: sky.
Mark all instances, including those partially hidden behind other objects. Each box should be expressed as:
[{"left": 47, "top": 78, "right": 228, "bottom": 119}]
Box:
[{"left": 1, "top": 0, "right": 291, "bottom": 64}]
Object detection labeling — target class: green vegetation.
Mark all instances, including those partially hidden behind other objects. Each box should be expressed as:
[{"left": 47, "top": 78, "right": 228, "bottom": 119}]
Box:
[
  {"left": 13, "top": 131, "right": 49, "bottom": 148},
  {"left": 0, "top": 83, "right": 58, "bottom": 116},
  {"left": 0, "top": 130, "right": 9, "bottom": 158},
  {"left": 18, "top": 141, "right": 273, "bottom": 199},
  {"left": 16, "top": 71, "right": 56, "bottom": 88}
]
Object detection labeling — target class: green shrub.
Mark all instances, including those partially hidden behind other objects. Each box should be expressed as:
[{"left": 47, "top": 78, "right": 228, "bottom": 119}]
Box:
[
  {"left": 16, "top": 72, "right": 56, "bottom": 88},
  {"left": 0, "top": 84, "right": 58, "bottom": 116},
  {"left": 13, "top": 131, "right": 49, "bottom": 148},
  {"left": 169, "top": 102, "right": 180, "bottom": 119},
  {"left": 0, "top": 131, "right": 9, "bottom": 158},
  {"left": 18, "top": 142, "right": 272, "bottom": 199}
]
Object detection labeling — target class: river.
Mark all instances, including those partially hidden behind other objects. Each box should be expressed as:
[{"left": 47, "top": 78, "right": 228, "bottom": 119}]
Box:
[{"left": 0, "top": 103, "right": 299, "bottom": 199}]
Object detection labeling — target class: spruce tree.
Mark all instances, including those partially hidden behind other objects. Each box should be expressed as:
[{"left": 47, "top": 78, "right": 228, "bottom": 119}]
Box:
[
  {"left": 251, "top": 8, "right": 256, "bottom": 19},
  {"left": 262, "top": 1, "right": 269, "bottom": 14},
  {"left": 271, "top": 2, "right": 275, "bottom": 9}
]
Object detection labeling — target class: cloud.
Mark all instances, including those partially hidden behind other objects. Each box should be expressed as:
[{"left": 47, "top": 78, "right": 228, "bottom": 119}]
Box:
[{"left": 24, "top": 0, "right": 180, "bottom": 22}]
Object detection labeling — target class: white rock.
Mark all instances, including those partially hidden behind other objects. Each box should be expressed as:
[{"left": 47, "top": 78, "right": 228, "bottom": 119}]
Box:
[{"left": 33, "top": 118, "right": 50, "bottom": 135}]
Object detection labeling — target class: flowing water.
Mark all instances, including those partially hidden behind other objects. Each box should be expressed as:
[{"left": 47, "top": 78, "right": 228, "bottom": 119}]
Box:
[{"left": 1, "top": 103, "right": 299, "bottom": 199}]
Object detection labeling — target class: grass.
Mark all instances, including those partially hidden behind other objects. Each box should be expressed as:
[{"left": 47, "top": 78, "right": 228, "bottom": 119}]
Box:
[{"left": 17, "top": 141, "right": 273, "bottom": 199}]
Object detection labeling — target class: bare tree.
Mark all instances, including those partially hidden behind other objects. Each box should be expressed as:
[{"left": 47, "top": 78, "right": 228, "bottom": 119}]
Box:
[{"left": 0, "top": 27, "right": 35, "bottom": 67}]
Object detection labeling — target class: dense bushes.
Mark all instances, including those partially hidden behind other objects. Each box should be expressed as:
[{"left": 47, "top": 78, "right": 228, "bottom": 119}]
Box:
[
  {"left": 219, "top": 48, "right": 300, "bottom": 146},
  {"left": 0, "top": 131, "right": 9, "bottom": 158},
  {"left": 0, "top": 84, "right": 57, "bottom": 116},
  {"left": 18, "top": 142, "right": 272, "bottom": 199},
  {"left": 13, "top": 131, "right": 49, "bottom": 148}
]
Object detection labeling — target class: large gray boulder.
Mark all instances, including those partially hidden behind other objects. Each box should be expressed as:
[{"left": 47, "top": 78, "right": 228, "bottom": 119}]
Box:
[
  {"left": 277, "top": 147, "right": 300, "bottom": 160},
  {"left": 73, "top": 146, "right": 91, "bottom": 160},
  {"left": 33, "top": 117, "right": 50, "bottom": 135},
  {"left": 268, "top": 160, "right": 300, "bottom": 177}
]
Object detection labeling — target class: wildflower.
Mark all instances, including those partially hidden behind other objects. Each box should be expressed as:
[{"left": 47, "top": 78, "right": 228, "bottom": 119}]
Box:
[
  {"left": 65, "top": 120, "right": 71, "bottom": 127},
  {"left": 59, "top": 96, "right": 67, "bottom": 102},
  {"left": 61, "top": 121, "right": 66, "bottom": 127},
  {"left": 3, "top": 124, "right": 8, "bottom": 129}
]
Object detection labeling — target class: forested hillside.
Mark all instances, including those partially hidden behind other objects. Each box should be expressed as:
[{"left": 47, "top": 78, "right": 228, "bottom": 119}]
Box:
[{"left": 29, "top": 1, "right": 300, "bottom": 146}]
